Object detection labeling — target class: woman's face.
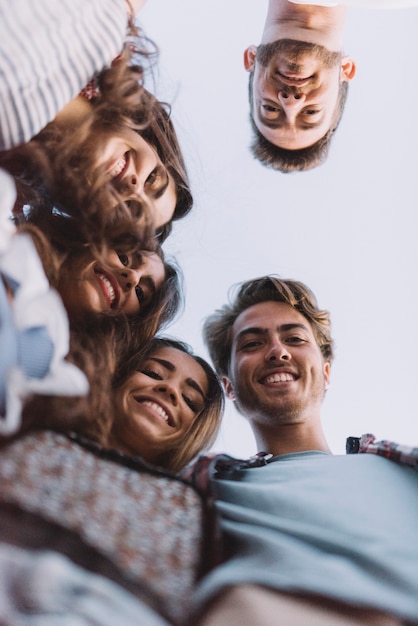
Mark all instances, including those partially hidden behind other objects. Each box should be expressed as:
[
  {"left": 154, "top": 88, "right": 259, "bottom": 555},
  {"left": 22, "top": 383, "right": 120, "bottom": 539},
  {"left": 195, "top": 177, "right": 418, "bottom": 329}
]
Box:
[
  {"left": 111, "top": 347, "right": 209, "bottom": 463},
  {"left": 58, "top": 249, "right": 165, "bottom": 318},
  {"left": 97, "top": 127, "right": 177, "bottom": 229}
]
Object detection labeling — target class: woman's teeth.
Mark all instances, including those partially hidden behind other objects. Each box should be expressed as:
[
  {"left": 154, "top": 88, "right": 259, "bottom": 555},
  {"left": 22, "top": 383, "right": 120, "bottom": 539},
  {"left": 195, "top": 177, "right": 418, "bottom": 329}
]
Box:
[
  {"left": 96, "top": 271, "right": 116, "bottom": 305},
  {"left": 109, "top": 154, "right": 127, "bottom": 178}
]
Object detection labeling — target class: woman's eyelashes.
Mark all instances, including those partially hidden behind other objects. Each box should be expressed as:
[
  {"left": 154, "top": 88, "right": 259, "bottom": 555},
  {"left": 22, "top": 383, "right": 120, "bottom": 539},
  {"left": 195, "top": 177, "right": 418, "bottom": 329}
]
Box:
[
  {"left": 139, "top": 367, "right": 202, "bottom": 414},
  {"left": 117, "top": 252, "right": 129, "bottom": 266},
  {"left": 135, "top": 284, "right": 145, "bottom": 305},
  {"left": 141, "top": 368, "right": 162, "bottom": 380}
]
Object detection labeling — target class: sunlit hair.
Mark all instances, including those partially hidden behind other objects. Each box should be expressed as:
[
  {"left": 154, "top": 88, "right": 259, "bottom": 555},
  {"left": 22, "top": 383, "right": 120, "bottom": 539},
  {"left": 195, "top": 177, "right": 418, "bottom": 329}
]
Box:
[
  {"left": 248, "top": 71, "right": 349, "bottom": 172},
  {"left": 203, "top": 275, "right": 334, "bottom": 378},
  {"left": 113, "top": 337, "right": 224, "bottom": 472},
  {"left": 40, "top": 41, "right": 192, "bottom": 243}
]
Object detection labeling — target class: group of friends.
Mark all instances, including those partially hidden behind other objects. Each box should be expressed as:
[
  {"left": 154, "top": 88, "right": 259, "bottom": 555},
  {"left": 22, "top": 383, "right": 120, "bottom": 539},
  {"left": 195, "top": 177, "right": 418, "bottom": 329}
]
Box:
[{"left": 0, "top": 0, "right": 417, "bottom": 624}]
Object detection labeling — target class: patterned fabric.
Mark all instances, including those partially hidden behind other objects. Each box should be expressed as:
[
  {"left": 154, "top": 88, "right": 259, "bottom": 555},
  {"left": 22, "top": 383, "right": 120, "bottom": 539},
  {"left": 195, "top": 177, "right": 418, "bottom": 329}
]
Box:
[
  {"left": 0, "top": 431, "right": 216, "bottom": 624},
  {"left": 346, "top": 433, "right": 418, "bottom": 470}
]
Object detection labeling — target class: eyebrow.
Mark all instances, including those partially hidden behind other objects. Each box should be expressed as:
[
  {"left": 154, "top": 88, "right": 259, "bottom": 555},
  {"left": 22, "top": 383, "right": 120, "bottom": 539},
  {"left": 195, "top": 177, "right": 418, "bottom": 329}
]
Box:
[
  {"left": 149, "top": 357, "right": 206, "bottom": 400},
  {"left": 235, "top": 323, "right": 309, "bottom": 344},
  {"left": 258, "top": 115, "right": 324, "bottom": 131}
]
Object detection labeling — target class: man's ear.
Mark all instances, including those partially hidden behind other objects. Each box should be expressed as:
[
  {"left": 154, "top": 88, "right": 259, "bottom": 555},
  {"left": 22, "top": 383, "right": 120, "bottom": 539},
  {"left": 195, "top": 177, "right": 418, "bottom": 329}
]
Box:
[
  {"left": 323, "top": 362, "right": 331, "bottom": 390},
  {"left": 222, "top": 376, "right": 236, "bottom": 400},
  {"left": 243, "top": 45, "right": 257, "bottom": 72},
  {"left": 341, "top": 56, "right": 356, "bottom": 82}
]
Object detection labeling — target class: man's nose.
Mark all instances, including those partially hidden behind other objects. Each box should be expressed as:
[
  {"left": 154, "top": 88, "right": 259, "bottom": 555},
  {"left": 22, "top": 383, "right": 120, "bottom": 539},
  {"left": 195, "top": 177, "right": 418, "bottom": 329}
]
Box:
[
  {"left": 265, "top": 339, "right": 291, "bottom": 362},
  {"left": 277, "top": 90, "right": 306, "bottom": 107}
]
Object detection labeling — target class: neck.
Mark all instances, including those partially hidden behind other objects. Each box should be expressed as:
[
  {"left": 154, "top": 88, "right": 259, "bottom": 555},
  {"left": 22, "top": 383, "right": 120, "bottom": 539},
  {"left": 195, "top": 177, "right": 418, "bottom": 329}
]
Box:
[
  {"left": 253, "top": 419, "right": 332, "bottom": 456},
  {"left": 262, "top": 0, "right": 347, "bottom": 50}
]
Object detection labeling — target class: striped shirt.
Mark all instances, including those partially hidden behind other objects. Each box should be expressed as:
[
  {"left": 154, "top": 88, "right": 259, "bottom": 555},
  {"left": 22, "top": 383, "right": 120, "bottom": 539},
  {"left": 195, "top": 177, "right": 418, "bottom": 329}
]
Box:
[{"left": 0, "top": 0, "right": 128, "bottom": 150}]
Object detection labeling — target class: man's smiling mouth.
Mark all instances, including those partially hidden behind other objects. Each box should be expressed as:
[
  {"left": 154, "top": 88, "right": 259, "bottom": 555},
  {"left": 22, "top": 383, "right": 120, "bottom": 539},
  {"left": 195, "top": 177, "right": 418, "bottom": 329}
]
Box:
[{"left": 261, "top": 372, "right": 296, "bottom": 384}]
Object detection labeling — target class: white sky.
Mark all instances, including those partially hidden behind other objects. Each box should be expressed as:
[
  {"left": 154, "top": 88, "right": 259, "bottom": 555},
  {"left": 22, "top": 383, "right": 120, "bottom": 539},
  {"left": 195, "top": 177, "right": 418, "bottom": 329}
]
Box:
[{"left": 140, "top": 0, "right": 418, "bottom": 457}]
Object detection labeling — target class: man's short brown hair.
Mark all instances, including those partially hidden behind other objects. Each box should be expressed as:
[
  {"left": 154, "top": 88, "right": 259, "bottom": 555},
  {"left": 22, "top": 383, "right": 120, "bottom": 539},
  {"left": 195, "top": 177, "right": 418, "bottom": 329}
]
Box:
[{"left": 203, "top": 276, "right": 334, "bottom": 377}]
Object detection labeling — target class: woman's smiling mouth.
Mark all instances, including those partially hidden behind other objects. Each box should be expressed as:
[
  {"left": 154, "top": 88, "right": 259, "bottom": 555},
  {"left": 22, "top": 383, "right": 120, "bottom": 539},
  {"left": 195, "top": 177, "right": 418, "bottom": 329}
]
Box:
[
  {"left": 93, "top": 267, "right": 120, "bottom": 308},
  {"left": 108, "top": 151, "right": 130, "bottom": 180}
]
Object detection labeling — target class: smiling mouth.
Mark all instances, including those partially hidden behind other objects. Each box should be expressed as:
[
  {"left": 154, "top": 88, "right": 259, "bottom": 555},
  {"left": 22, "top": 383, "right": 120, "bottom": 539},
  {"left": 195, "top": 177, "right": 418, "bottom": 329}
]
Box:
[
  {"left": 94, "top": 268, "right": 118, "bottom": 308},
  {"left": 108, "top": 151, "right": 129, "bottom": 180},
  {"left": 136, "top": 399, "right": 174, "bottom": 427},
  {"left": 278, "top": 73, "right": 312, "bottom": 87},
  {"left": 261, "top": 372, "right": 296, "bottom": 384}
]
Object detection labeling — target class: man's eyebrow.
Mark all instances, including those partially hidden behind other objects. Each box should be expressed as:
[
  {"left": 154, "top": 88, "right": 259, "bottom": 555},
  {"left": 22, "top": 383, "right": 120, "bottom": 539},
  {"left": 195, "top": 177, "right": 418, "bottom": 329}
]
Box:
[
  {"left": 234, "top": 327, "right": 267, "bottom": 344},
  {"left": 148, "top": 357, "right": 206, "bottom": 399},
  {"left": 258, "top": 115, "right": 324, "bottom": 131},
  {"left": 235, "top": 323, "right": 310, "bottom": 344}
]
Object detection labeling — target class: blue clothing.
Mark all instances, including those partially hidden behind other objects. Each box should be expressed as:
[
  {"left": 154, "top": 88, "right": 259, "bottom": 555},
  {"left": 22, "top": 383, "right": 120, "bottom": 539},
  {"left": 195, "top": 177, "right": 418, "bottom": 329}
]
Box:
[{"left": 194, "top": 451, "right": 418, "bottom": 623}]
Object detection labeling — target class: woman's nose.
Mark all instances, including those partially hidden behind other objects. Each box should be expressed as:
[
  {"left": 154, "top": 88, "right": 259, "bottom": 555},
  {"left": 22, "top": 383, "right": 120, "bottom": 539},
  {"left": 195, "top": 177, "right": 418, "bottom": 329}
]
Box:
[
  {"left": 119, "top": 268, "right": 141, "bottom": 291},
  {"left": 156, "top": 382, "right": 179, "bottom": 405}
]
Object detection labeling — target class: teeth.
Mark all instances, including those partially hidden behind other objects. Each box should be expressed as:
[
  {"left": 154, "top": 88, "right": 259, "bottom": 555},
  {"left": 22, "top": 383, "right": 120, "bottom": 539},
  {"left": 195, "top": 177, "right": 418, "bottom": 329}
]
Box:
[
  {"left": 96, "top": 272, "right": 115, "bottom": 305},
  {"left": 109, "top": 154, "right": 126, "bottom": 178},
  {"left": 264, "top": 372, "right": 294, "bottom": 384},
  {"left": 141, "top": 400, "right": 169, "bottom": 423}
]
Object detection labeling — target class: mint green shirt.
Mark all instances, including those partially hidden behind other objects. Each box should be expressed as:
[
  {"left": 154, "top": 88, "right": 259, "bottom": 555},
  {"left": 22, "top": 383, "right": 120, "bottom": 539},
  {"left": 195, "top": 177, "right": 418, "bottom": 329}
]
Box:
[{"left": 194, "top": 452, "right": 418, "bottom": 622}]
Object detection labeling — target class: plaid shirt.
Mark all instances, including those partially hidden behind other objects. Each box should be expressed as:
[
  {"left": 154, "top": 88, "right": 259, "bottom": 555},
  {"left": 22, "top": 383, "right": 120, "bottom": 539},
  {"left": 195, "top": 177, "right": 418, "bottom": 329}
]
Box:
[{"left": 185, "top": 435, "right": 418, "bottom": 496}]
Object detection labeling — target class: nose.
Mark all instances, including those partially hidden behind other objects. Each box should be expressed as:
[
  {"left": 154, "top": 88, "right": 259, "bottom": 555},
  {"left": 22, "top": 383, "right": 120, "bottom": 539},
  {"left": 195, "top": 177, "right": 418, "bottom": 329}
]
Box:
[
  {"left": 126, "top": 174, "right": 143, "bottom": 193},
  {"left": 118, "top": 267, "right": 142, "bottom": 292},
  {"left": 277, "top": 90, "right": 306, "bottom": 107},
  {"left": 155, "top": 381, "right": 179, "bottom": 406},
  {"left": 265, "top": 339, "right": 291, "bottom": 362}
]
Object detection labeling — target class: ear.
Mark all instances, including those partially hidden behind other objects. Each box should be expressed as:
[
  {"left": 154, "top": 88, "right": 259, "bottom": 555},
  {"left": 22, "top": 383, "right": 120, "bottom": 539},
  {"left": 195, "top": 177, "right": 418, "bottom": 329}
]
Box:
[
  {"left": 243, "top": 45, "right": 257, "bottom": 72},
  {"left": 323, "top": 362, "right": 331, "bottom": 390},
  {"left": 222, "top": 376, "right": 236, "bottom": 401},
  {"left": 341, "top": 56, "right": 356, "bottom": 82}
]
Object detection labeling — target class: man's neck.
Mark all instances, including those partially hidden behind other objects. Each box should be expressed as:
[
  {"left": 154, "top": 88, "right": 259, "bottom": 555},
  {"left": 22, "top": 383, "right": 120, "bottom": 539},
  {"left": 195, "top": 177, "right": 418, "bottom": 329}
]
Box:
[
  {"left": 262, "top": 0, "right": 347, "bottom": 50},
  {"left": 253, "top": 420, "right": 332, "bottom": 456}
]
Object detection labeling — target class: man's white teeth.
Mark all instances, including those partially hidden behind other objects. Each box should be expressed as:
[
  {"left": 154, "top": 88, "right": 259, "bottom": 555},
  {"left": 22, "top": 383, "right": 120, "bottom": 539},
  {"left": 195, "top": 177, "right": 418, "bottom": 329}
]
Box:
[
  {"left": 142, "top": 400, "right": 169, "bottom": 423},
  {"left": 109, "top": 154, "right": 126, "bottom": 178},
  {"left": 97, "top": 272, "right": 115, "bottom": 305},
  {"left": 265, "top": 372, "right": 294, "bottom": 383}
]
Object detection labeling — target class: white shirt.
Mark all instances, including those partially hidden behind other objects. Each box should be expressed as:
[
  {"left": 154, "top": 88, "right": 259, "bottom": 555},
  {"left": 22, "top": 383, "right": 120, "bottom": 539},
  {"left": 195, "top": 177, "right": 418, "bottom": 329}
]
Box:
[{"left": 0, "top": 0, "right": 127, "bottom": 150}]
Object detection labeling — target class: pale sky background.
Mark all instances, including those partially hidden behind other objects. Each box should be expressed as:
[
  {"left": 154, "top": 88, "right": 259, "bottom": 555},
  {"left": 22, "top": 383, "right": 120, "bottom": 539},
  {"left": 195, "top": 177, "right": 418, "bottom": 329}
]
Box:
[{"left": 139, "top": 0, "right": 418, "bottom": 457}]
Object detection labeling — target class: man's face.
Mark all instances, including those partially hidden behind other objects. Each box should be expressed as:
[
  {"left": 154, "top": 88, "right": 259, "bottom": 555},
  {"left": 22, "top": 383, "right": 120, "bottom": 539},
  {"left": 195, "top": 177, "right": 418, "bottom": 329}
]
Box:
[
  {"left": 224, "top": 301, "right": 330, "bottom": 428},
  {"left": 245, "top": 39, "right": 355, "bottom": 150}
]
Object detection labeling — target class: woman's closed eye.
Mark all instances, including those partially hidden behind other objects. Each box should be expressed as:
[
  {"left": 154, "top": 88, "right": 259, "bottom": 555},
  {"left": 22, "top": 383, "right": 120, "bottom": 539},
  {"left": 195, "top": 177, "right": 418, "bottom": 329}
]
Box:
[
  {"left": 182, "top": 394, "right": 203, "bottom": 415},
  {"left": 141, "top": 368, "right": 163, "bottom": 380},
  {"left": 135, "top": 284, "right": 145, "bottom": 305}
]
